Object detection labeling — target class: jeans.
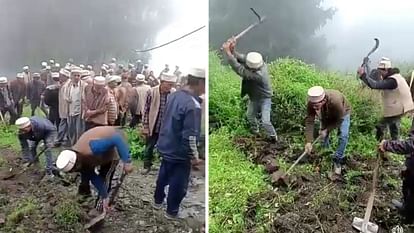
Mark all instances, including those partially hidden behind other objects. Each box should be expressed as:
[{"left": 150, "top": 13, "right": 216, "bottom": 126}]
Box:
[
  {"left": 154, "top": 159, "right": 191, "bottom": 216},
  {"left": 246, "top": 98, "right": 277, "bottom": 137},
  {"left": 322, "top": 114, "right": 350, "bottom": 163},
  {"left": 68, "top": 114, "right": 84, "bottom": 146},
  {"left": 143, "top": 133, "right": 159, "bottom": 168},
  {"left": 376, "top": 115, "right": 401, "bottom": 141},
  {"left": 26, "top": 132, "right": 56, "bottom": 174}
]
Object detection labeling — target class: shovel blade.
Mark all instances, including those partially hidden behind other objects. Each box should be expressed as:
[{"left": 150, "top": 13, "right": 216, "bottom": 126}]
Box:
[
  {"left": 352, "top": 217, "right": 379, "bottom": 233},
  {"left": 271, "top": 170, "right": 288, "bottom": 186},
  {"left": 84, "top": 212, "right": 106, "bottom": 229}
]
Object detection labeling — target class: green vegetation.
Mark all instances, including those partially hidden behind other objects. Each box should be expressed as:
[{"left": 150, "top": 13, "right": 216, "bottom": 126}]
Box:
[
  {"left": 54, "top": 200, "right": 82, "bottom": 230},
  {"left": 209, "top": 50, "right": 409, "bottom": 232},
  {"left": 6, "top": 198, "right": 38, "bottom": 226}
]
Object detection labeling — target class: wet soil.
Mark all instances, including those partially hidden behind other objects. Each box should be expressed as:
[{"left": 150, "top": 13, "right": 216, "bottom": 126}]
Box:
[
  {"left": 0, "top": 147, "right": 205, "bottom": 233},
  {"left": 234, "top": 136, "right": 412, "bottom": 233}
]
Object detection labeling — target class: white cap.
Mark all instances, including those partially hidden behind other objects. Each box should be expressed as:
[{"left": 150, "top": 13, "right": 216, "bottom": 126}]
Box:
[
  {"left": 160, "top": 72, "right": 177, "bottom": 82},
  {"left": 136, "top": 74, "right": 145, "bottom": 82},
  {"left": 246, "top": 52, "right": 264, "bottom": 69},
  {"left": 41, "top": 62, "right": 47, "bottom": 67},
  {"left": 51, "top": 72, "right": 60, "bottom": 78},
  {"left": 16, "top": 73, "right": 24, "bottom": 79},
  {"left": 33, "top": 73, "right": 40, "bottom": 78},
  {"left": 87, "top": 65, "right": 93, "bottom": 70},
  {"left": 70, "top": 66, "right": 82, "bottom": 74},
  {"left": 108, "top": 69, "right": 114, "bottom": 74},
  {"left": 81, "top": 70, "right": 90, "bottom": 77},
  {"left": 15, "top": 117, "right": 31, "bottom": 129},
  {"left": 137, "top": 59, "right": 142, "bottom": 63},
  {"left": 378, "top": 57, "right": 392, "bottom": 69},
  {"left": 55, "top": 63, "right": 60, "bottom": 68},
  {"left": 46, "top": 66, "right": 51, "bottom": 70},
  {"left": 188, "top": 67, "right": 205, "bottom": 79},
  {"left": 49, "top": 59, "right": 55, "bottom": 64},
  {"left": 56, "top": 150, "right": 77, "bottom": 172},
  {"left": 144, "top": 64, "right": 149, "bottom": 67},
  {"left": 23, "top": 66, "right": 29, "bottom": 70},
  {"left": 128, "top": 63, "right": 134, "bottom": 68},
  {"left": 94, "top": 76, "right": 106, "bottom": 85},
  {"left": 60, "top": 69, "right": 70, "bottom": 77},
  {"left": 118, "top": 64, "right": 124, "bottom": 67},
  {"left": 0, "top": 77, "right": 7, "bottom": 84},
  {"left": 111, "top": 58, "right": 117, "bottom": 62},
  {"left": 79, "top": 64, "right": 85, "bottom": 69},
  {"left": 101, "top": 65, "right": 108, "bottom": 71},
  {"left": 307, "top": 86, "right": 325, "bottom": 103},
  {"left": 108, "top": 75, "right": 122, "bottom": 83}
]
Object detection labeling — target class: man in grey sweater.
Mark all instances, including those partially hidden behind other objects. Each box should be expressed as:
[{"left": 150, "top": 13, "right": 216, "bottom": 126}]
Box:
[{"left": 222, "top": 37, "right": 277, "bottom": 142}]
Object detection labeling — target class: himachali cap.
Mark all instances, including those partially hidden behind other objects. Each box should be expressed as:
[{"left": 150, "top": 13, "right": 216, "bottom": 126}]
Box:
[
  {"left": 81, "top": 70, "right": 90, "bottom": 77},
  {"left": 0, "top": 77, "right": 7, "bottom": 84},
  {"left": 94, "top": 76, "right": 106, "bottom": 85},
  {"left": 108, "top": 75, "right": 122, "bottom": 83},
  {"left": 41, "top": 61, "right": 47, "bottom": 67},
  {"left": 87, "top": 65, "right": 93, "bottom": 70},
  {"left": 160, "top": 72, "right": 177, "bottom": 82},
  {"left": 136, "top": 74, "right": 145, "bottom": 82},
  {"left": 16, "top": 73, "right": 24, "bottom": 79},
  {"left": 46, "top": 66, "right": 51, "bottom": 70},
  {"left": 59, "top": 69, "right": 70, "bottom": 77},
  {"left": 56, "top": 150, "right": 77, "bottom": 172},
  {"left": 188, "top": 68, "right": 205, "bottom": 79},
  {"left": 51, "top": 72, "right": 60, "bottom": 78},
  {"left": 307, "top": 86, "right": 325, "bottom": 103},
  {"left": 55, "top": 63, "right": 60, "bottom": 68},
  {"left": 378, "top": 57, "right": 392, "bottom": 69},
  {"left": 70, "top": 66, "right": 82, "bottom": 74},
  {"left": 246, "top": 52, "right": 264, "bottom": 69},
  {"left": 15, "top": 117, "right": 31, "bottom": 129},
  {"left": 33, "top": 73, "right": 40, "bottom": 78}
]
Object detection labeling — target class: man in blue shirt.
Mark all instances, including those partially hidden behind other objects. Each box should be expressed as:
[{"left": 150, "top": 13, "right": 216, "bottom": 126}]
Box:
[
  {"left": 56, "top": 126, "right": 133, "bottom": 213},
  {"left": 153, "top": 67, "right": 205, "bottom": 220},
  {"left": 16, "top": 116, "right": 57, "bottom": 179}
]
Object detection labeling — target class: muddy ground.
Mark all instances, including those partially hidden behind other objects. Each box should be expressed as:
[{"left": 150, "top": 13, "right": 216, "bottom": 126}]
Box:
[
  {"left": 234, "top": 136, "right": 414, "bottom": 233},
  {"left": 0, "top": 147, "right": 205, "bottom": 233}
]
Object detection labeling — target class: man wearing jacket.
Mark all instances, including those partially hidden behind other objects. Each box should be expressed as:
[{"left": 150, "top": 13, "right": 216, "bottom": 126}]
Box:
[
  {"left": 27, "top": 73, "right": 47, "bottom": 117},
  {"left": 0, "top": 77, "right": 17, "bottom": 125},
  {"left": 56, "top": 126, "right": 133, "bottom": 212},
  {"left": 153, "top": 68, "right": 205, "bottom": 220},
  {"left": 16, "top": 116, "right": 56, "bottom": 179},
  {"left": 83, "top": 76, "right": 109, "bottom": 131},
  {"left": 55, "top": 69, "right": 71, "bottom": 147},
  {"left": 10, "top": 73, "right": 26, "bottom": 118},
  {"left": 141, "top": 72, "right": 176, "bottom": 174},
  {"left": 222, "top": 37, "right": 278, "bottom": 142},
  {"left": 43, "top": 73, "right": 61, "bottom": 128}
]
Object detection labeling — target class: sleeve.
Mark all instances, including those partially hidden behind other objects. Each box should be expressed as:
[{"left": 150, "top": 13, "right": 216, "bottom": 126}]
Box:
[
  {"left": 227, "top": 55, "right": 263, "bottom": 81},
  {"left": 89, "top": 134, "right": 131, "bottom": 163},
  {"left": 181, "top": 104, "right": 200, "bottom": 160},
  {"left": 323, "top": 97, "right": 347, "bottom": 131},
  {"left": 86, "top": 170, "right": 108, "bottom": 198},
  {"left": 234, "top": 51, "right": 246, "bottom": 64},
  {"left": 360, "top": 74, "right": 397, "bottom": 90},
  {"left": 142, "top": 90, "right": 151, "bottom": 131},
  {"left": 305, "top": 104, "right": 316, "bottom": 143},
  {"left": 383, "top": 139, "right": 414, "bottom": 155}
]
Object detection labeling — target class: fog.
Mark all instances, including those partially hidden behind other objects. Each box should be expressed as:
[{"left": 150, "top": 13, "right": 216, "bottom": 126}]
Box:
[
  {"left": 322, "top": 0, "right": 414, "bottom": 72},
  {"left": 0, "top": 0, "right": 206, "bottom": 78}
]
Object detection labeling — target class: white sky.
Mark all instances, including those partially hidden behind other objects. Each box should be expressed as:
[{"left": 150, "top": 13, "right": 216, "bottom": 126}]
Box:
[
  {"left": 321, "top": 0, "right": 414, "bottom": 71},
  {"left": 149, "top": 0, "right": 208, "bottom": 75}
]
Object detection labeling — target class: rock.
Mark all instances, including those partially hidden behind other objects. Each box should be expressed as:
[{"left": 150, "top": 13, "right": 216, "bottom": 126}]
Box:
[
  {"left": 0, "top": 213, "right": 5, "bottom": 224},
  {"left": 47, "top": 223, "right": 57, "bottom": 230},
  {"left": 139, "top": 220, "right": 145, "bottom": 226}
]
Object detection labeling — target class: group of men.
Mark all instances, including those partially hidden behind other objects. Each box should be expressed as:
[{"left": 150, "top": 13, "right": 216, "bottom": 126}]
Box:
[
  {"left": 10, "top": 57, "right": 206, "bottom": 221},
  {"left": 222, "top": 37, "right": 414, "bottom": 224}
]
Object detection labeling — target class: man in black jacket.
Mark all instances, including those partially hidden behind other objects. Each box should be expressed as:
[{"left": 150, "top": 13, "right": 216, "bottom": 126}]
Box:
[
  {"left": 44, "top": 73, "right": 61, "bottom": 128},
  {"left": 0, "top": 77, "right": 17, "bottom": 124}
]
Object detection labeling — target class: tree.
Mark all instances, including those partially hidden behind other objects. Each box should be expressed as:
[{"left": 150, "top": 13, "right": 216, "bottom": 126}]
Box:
[{"left": 209, "top": 0, "right": 336, "bottom": 67}]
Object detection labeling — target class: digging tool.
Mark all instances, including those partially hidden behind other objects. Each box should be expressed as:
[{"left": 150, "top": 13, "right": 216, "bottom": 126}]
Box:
[
  {"left": 358, "top": 38, "right": 380, "bottom": 86},
  {"left": 0, "top": 111, "right": 5, "bottom": 124},
  {"left": 84, "top": 170, "right": 128, "bottom": 229},
  {"left": 409, "top": 70, "right": 414, "bottom": 89},
  {"left": 3, "top": 146, "right": 47, "bottom": 180},
  {"left": 221, "top": 8, "right": 266, "bottom": 50},
  {"left": 352, "top": 154, "right": 381, "bottom": 233},
  {"left": 272, "top": 136, "right": 321, "bottom": 185}
]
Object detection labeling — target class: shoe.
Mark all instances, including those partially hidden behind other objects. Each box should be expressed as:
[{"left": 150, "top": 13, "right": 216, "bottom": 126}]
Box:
[
  {"left": 333, "top": 163, "right": 342, "bottom": 175},
  {"left": 267, "top": 135, "right": 278, "bottom": 143},
  {"left": 164, "top": 212, "right": 185, "bottom": 221},
  {"left": 250, "top": 128, "right": 260, "bottom": 136},
  {"left": 42, "top": 173, "right": 55, "bottom": 182},
  {"left": 391, "top": 199, "right": 404, "bottom": 210},
  {"left": 141, "top": 167, "right": 151, "bottom": 175},
  {"left": 152, "top": 202, "right": 163, "bottom": 210}
]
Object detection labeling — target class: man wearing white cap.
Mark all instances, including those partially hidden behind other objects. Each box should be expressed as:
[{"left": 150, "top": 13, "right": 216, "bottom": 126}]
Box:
[
  {"left": 173, "top": 65, "right": 183, "bottom": 85},
  {"left": 142, "top": 64, "right": 150, "bottom": 79},
  {"left": 136, "top": 60, "right": 143, "bottom": 74},
  {"left": 101, "top": 65, "right": 109, "bottom": 78},
  {"left": 153, "top": 68, "right": 205, "bottom": 219},
  {"left": 0, "top": 77, "right": 17, "bottom": 124},
  {"left": 22, "top": 66, "right": 31, "bottom": 84},
  {"left": 55, "top": 126, "right": 133, "bottom": 212},
  {"left": 222, "top": 37, "right": 278, "bottom": 142},
  {"left": 109, "top": 58, "right": 117, "bottom": 72},
  {"left": 65, "top": 67, "right": 87, "bottom": 146},
  {"left": 117, "top": 73, "right": 133, "bottom": 126},
  {"left": 16, "top": 116, "right": 57, "bottom": 178},
  {"left": 130, "top": 74, "right": 150, "bottom": 128},
  {"left": 83, "top": 76, "right": 109, "bottom": 131},
  {"left": 43, "top": 73, "right": 61, "bottom": 128},
  {"left": 55, "top": 69, "right": 71, "bottom": 147},
  {"left": 304, "top": 86, "right": 351, "bottom": 175},
  {"left": 107, "top": 75, "right": 121, "bottom": 126},
  {"left": 141, "top": 72, "right": 177, "bottom": 174},
  {"left": 27, "top": 73, "right": 47, "bottom": 116},
  {"left": 358, "top": 57, "right": 414, "bottom": 140},
  {"left": 10, "top": 73, "right": 27, "bottom": 118}
]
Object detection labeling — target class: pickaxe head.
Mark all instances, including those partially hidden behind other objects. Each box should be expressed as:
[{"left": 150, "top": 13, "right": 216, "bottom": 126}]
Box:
[{"left": 250, "top": 8, "right": 265, "bottom": 22}]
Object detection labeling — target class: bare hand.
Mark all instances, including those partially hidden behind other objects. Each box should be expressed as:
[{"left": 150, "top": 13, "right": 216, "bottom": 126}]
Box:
[
  {"left": 191, "top": 158, "right": 202, "bottom": 166},
  {"left": 304, "top": 143, "right": 312, "bottom": 154},
  {"left": 319, "top": 129, "right": 328, "bottom": 139},
  {"left": 102, "top": 198, "right": 111, "bottom": 213},
  {"left": 141, "top": 128, "right": 149, "bottom": 137},
  {"left": 357, "top": 67, "right": 365, "bottom": 77},
  {"left": 123, "top": 162, "right": 134, "bottom": 174},
  {"left": 378, "top": 140, "right": 387, "bottom": 153}
]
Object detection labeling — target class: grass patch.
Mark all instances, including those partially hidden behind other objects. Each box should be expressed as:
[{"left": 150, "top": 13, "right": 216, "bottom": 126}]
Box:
[
  {"left": 6, "top": 198, "right": 38, "bottom": 226},
  {"left": 54, "top": 200, "right": 82, "bottom": 230}
]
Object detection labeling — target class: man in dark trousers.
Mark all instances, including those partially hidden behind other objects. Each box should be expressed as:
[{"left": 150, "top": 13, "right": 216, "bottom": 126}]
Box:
[
  {"left": 15, "top": 116, "right": 56, "bottom": 179},
  {"left": 152, "top": 68, "right": 204, "bottom": 220},
  {"left": 222, "top": 37, "right": 278, "bottom": 142},
  {"left": 43, "top": 73, "right": 61, "bottom": 128},
  {"left": 10, "top": 73, "right": 26, "bottom": 118},
  {"left": 379, "top": 133, "right": 414, "bottom": 224},
  {"left": 27, "top": 73, "right": 47, "bottom": 116},
  {"left": 358, "top": 57, "right": 414, "bottom": 141},
  {"left": 55, "top": 126, "right": 133, "bottom": 213},
  {"left": 0, "top": 77, "right": 17, "bottom": 124}
]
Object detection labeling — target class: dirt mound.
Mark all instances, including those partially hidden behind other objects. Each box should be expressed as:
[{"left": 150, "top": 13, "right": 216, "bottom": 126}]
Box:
[
  {"left": 0, "top": 148, "right": 205, "bottom": 233},
  {"left": 234, "top": 136, "right": 411, "bottom": 232}
]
